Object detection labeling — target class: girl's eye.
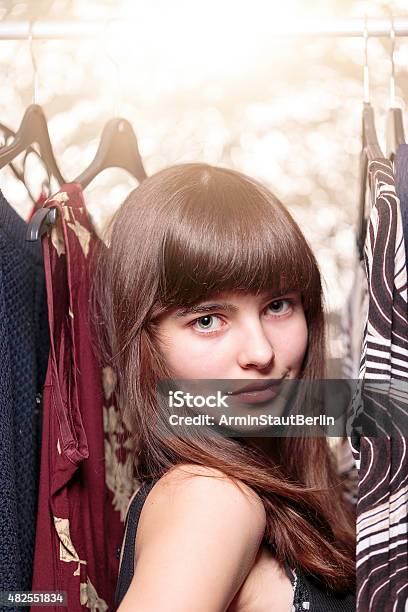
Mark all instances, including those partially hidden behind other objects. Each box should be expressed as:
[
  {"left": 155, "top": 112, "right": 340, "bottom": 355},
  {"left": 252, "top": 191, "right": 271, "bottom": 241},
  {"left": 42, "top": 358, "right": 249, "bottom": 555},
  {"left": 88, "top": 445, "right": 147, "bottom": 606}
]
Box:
[
  {"left": 266, "top": 299, "right": 293, "bottom": 317},
  {"left": 191, "top": 315, "right": 223, "bottom": 334}
]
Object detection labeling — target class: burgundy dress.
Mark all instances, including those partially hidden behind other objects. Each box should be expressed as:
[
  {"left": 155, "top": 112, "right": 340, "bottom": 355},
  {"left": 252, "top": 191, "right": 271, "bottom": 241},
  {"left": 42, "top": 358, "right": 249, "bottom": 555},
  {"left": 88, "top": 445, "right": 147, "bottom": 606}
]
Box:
[{"left": 31, "top": 184, "right": 138, "bottom": 611}]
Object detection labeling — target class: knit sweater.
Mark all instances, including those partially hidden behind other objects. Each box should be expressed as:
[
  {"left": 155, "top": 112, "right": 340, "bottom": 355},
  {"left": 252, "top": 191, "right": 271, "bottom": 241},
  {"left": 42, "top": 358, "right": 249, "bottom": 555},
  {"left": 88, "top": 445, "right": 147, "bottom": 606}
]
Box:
[{"left": 0, "top": 190, "right": 49, "bottom": 604}]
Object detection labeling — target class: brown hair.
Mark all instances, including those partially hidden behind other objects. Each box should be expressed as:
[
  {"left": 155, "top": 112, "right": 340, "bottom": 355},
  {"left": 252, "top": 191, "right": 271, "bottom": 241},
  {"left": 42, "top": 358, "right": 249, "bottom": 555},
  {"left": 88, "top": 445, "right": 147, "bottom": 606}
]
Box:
[{"left": 90, "top": 163, "right": 355, "bottom": 593}]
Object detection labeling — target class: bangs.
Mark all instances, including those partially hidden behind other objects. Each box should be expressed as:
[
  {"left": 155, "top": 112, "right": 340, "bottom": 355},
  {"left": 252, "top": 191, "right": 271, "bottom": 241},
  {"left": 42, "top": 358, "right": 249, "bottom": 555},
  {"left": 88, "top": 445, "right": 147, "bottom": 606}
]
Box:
[{"left": 156, "top": 169, "right": 318, "bottom": 312}]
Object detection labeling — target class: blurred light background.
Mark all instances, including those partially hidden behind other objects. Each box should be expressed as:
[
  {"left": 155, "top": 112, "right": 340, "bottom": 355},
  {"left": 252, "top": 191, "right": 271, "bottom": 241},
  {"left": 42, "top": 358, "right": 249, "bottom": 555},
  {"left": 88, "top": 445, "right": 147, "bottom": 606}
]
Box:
[{"left": 1, "top": 0, "right": 407, "bottom": 374}]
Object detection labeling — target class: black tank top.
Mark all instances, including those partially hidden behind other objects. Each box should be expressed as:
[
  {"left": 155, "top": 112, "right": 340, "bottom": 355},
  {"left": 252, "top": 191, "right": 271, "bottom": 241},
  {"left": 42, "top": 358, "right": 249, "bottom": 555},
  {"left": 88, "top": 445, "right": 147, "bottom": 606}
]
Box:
[{"left": 115, "top": 479, "right": 356, "bottom": 611}]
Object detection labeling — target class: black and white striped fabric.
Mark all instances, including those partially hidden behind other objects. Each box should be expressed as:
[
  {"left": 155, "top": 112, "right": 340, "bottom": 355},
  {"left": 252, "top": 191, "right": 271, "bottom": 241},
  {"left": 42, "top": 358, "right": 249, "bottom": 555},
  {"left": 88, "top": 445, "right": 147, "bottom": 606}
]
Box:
[{"left": 349, "top": 158, "right": 408, "bottom": 611}]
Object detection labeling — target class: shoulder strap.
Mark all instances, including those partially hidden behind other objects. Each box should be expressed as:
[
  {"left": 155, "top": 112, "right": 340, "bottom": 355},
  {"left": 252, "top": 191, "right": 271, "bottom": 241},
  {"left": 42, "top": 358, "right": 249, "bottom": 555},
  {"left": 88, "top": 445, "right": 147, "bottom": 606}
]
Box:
[{"left": 115, "top": 479, "right": 158, "bottom": 607}]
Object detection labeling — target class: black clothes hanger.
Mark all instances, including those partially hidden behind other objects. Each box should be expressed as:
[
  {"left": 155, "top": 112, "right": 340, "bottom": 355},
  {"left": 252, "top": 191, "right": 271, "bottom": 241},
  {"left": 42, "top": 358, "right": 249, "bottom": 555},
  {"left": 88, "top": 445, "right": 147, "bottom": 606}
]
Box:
[
  {"left": 26, "top": 118, "right": 148, "bottom": 241},
  {"left": 7, "top": 26, "right": 66, "bottom": 241},
  {"left": 0, "top": 104, "right": 65, "bottom": 185},
  {"left": 0, "top": 22, "right": 64, "bottom": 185},
  {"left": 0, "top": 106, "right": 64, "bottom": 242},
  {"left": 0, "top": 121, "right": 53, "bottom": 206},
  {"left": 74, "top": 118, "right": 147, "bottom": 189},
  {"left": 26, "top": 206, "right": 59, "bottom": 241},
  {"left": 0, "top": 122, "right": 32, "bottom": 200}
]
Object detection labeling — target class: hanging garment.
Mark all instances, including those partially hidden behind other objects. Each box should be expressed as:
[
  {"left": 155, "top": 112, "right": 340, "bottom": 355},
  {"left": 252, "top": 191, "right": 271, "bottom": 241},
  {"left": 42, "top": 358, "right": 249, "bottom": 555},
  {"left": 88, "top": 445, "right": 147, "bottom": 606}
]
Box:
[
  {"left": 395, "top": 144, "right": 408, "bottom": 271},
  {"left": 115, "top": 478, "right": 356, "bottom": 611},
  {"left": 30, "top": 183, "right": 138, "bottom": 611},
  {"left": 340, "top": 262, "right": 369, "bottom": 380},
  {"left": 335, "top": 438, "right": 358, "bottom": 506},
  {"left": 0, "top": 190, "right": 49, "bottom": 605},
  {"left": 340, "top": 245, "right": 368, "bottom": 511},
  {"left": 349, "top": 159, "right": 408, "bottom": 611}
]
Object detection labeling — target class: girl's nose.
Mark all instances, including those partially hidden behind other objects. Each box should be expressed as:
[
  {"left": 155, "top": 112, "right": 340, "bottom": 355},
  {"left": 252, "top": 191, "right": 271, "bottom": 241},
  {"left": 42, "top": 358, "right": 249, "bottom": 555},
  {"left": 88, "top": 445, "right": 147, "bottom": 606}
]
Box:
[{"left": 236, "top": 322, "right": 275, "bottom": 370}]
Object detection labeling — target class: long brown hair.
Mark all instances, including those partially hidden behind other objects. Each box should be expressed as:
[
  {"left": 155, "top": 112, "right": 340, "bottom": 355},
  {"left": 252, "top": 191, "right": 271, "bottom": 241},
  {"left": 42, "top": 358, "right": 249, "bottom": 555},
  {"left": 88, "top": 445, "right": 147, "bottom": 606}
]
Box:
[{"left": 90, "top": 163, "right": 355, "bottom": 593}]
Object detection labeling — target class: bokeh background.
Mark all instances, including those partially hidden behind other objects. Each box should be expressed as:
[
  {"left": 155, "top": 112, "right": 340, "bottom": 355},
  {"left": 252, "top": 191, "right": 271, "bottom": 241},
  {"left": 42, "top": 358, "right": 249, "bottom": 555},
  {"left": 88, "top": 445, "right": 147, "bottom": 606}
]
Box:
[{"left": 1, "top": 0, "right": 408, "bottom": 374}]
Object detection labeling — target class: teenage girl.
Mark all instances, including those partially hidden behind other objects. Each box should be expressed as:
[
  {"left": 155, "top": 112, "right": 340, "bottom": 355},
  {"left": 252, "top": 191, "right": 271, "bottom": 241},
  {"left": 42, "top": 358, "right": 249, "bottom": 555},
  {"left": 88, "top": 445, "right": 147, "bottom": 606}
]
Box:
[{"left": 91, "top": 163, "right": 356, "bottom": 611}]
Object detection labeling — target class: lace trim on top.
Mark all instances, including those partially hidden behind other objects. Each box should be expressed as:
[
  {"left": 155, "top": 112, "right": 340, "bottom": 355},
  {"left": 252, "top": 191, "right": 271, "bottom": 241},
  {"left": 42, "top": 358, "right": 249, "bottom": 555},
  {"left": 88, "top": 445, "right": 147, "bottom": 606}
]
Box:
[{"left": 291, "top": 567, "right": 311, "bottom": 611}]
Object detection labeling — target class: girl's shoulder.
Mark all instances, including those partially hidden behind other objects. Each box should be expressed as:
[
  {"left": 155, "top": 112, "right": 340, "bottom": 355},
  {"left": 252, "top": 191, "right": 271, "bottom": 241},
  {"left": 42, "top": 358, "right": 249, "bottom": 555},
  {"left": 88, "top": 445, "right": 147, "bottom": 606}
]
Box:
[
  {"left": 117, "top": 464, "right": 267, "bottom": 610},
  {"left": 135, "top": 463, "right": 266, "bottom": 548}
]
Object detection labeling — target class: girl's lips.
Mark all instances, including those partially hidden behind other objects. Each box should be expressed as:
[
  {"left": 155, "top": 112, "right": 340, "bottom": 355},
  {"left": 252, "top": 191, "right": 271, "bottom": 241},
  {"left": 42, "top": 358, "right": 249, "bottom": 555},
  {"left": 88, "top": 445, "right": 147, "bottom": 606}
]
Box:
[
  {"left": 229, "top": 377, "right": 285, "bottom": 396},
  {"left": 229, "top": 381, "right": 284, "bottom": 405}
]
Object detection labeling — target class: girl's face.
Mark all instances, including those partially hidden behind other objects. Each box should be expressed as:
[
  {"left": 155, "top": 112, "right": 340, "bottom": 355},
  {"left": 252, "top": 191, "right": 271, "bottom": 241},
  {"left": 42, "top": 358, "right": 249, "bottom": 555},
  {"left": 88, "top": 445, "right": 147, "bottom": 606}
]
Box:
[{"left": 155, "top": 290, "right": 308, "bottom": 382}]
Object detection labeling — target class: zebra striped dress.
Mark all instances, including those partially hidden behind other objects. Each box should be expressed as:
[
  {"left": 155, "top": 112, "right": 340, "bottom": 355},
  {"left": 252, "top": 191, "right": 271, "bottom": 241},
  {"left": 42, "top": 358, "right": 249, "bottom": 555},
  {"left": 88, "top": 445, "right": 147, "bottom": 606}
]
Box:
[{"left": 349, "top": 158, "right": 408, "bottom": 611}]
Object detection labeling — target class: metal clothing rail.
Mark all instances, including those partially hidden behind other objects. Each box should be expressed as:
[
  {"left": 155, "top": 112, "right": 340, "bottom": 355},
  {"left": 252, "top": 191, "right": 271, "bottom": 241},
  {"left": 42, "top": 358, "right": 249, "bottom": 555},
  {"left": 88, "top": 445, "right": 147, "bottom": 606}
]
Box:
[{"left": 1, "top": 17, "right": 408, "bottom": 39}]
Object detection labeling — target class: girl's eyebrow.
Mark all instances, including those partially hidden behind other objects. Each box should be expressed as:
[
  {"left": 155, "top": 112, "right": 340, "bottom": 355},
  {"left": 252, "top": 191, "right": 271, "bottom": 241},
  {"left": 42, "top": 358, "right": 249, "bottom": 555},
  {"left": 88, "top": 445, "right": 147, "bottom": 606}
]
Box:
[
  {"left": 172, "top": 302, "right": 239, "bottom": 318},
  {"left": 171, "top": 291, "right": 299, "bottom": 318}
]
